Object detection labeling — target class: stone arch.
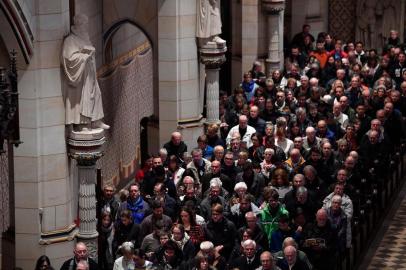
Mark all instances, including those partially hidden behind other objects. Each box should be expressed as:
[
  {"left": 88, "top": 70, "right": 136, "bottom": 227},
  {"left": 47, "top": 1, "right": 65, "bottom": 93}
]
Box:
[
  {"left": 97, "top": 20, "right": 154, "bottom": 187},
  {"left": 102, "top": 19, "right": 153, "bottom": 64},
  {"left": 0, "top": 0, "right": 34, "bottom": 66}
]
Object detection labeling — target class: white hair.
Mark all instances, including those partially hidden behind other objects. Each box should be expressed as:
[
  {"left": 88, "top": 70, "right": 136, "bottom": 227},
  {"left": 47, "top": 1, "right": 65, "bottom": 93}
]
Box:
[
  {"left": 200, "top": 241, "right": 214, "bottom": 250},
  {"left": 76, "top": 260, "right": 89, "bottom": 269},
  {"left": 120, "top": 241, "right": 134, "bottom": 253},
  {"left": 242, "top": 239, "right": 257, "bottom": 249},
  {"left": 210, "top": 178, "right": 222, "bottom": 189},
  {"left": 234, "top": 182, "right": 248, "bottom": 191}
]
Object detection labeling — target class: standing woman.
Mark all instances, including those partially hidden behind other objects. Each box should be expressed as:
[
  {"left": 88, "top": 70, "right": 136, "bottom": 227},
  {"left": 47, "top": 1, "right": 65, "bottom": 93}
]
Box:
[
  {"left": 177, "top": 207, "right": 205, "bottom": 249},
  {"left": 99, "top": 211, "right": 115, "bottom": 270},
  {"left": 113, "top": 242, "right": 135, "bottom": 270}
]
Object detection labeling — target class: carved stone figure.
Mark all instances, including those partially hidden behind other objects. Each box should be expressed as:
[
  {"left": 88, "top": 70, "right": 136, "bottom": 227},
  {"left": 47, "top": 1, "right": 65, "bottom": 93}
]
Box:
[
  {"left": 196, "top": 0, "right": 225, "bottom": 46},
  {"left": 355, "top": 0, "right": 380, "bottom": 48},
  {"left": 380, "top": 0, "right": 401, "bottom": 43},
  {"left": 62, "top": 14, "right": 109, "bottom": 131}
]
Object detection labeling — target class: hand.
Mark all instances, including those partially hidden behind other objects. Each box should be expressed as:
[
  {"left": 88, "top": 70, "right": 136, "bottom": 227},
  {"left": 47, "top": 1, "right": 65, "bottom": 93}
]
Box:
[{"left": 296, "top": 226, "right": 302, "bottom": 233}]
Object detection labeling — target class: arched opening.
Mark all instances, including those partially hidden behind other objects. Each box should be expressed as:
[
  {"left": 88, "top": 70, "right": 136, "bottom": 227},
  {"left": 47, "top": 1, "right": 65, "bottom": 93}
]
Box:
[{"left": 98, "top": 21, "right": 154, "bottom": 189}]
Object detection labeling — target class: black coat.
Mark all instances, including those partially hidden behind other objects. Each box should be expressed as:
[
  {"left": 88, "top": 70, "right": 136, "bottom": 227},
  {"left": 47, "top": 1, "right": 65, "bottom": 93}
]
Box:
[
  {"left": 163, "top": 140, "right": 188, "bottom": 163},
  {"left": 230, "top": 255, "right": 261, "bottom": 270},
  {"left": 204, "top": 217, "right": 237, "bottom": 260},
  {"left": 60, "top": 258, "right": 98, "bottom": 270},
  {"left": 113, "top": 221, "right": 141, "bottom": 253}
]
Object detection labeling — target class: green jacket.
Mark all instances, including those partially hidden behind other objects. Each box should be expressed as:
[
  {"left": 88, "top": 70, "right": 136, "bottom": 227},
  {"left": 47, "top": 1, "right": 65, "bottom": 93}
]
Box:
[{"left": 259, "top": 204, "right": 289, "bottom": 241}]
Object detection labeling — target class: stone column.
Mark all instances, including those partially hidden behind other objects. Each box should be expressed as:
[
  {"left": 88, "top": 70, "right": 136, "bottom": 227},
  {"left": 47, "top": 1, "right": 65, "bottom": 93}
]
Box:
[
  {"left": 67, "top": 130, "right": 106, "bottom": 260},
  {"left": 262, "top": 0, "right": 285, "bottom": 75},
  {"left": 199, "top": 43, "right": 227, "bottom": 124}
]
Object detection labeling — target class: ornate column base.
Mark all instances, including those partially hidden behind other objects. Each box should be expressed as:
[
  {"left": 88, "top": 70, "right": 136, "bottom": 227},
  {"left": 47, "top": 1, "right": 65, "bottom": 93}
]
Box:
[
  {"left": 199, "top": 41, "right": 227, "bottom": 124},
  {"left": 67, "top": 128, "right": 106, "bottom": 261}
]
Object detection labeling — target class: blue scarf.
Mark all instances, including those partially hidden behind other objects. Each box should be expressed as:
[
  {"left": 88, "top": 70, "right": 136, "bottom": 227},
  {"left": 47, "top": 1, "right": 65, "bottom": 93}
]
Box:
[
  {"left": 126, "top": 197, "right": 145, "bottom": 224},
  {"left": 242, "top": 80, "right": 255, "bottom": 93}
]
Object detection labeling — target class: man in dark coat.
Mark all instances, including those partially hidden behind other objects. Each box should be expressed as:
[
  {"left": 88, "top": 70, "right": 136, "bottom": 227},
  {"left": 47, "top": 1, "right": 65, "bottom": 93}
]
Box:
[
  {"left": 230, "top": 239, "right": 261, "bottom": 270},
  {"left": 203, "top": 203, "right": 237, "bottom": 260},
  {"left": 163, "top": 131, "right": 188, "bottom": 163},
  {"left": 60, "top": 242, "right": 98, "bottom": 270}
]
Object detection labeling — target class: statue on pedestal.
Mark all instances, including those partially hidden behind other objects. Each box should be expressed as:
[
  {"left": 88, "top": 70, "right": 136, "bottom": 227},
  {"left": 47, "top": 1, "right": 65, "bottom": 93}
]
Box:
[
  {"left": 196, "top": 0, "right": 226, "bottom": 47},
  {"left": 62, "top": 14, "right": 109, "bottom": 132}
]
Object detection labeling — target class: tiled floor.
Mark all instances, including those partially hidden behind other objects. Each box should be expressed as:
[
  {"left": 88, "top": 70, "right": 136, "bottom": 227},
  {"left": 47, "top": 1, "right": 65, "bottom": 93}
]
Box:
[{"left": 363, "top": 180, "right": 406, "bottom": 270}]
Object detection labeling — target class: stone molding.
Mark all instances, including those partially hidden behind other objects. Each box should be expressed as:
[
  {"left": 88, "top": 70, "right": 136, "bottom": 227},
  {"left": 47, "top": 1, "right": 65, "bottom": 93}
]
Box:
[{"left": 262, "top": 0, "right": 285, "bottom": 15}]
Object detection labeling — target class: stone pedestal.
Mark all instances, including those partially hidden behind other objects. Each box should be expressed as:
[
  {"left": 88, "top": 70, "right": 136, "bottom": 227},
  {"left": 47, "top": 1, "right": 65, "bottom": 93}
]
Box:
[
  {"left": 67, "top": 129, "right": 106, "bottom": 261},
  {"left": 262, "top": 0, "right": 285, "bottom": 74},
  {"left": 199, "top": 41, "right": 227, "bottom": 125}
]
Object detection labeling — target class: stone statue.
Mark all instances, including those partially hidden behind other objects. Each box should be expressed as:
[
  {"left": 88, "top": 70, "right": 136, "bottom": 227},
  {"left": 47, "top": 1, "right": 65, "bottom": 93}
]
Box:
[
  {"left": 196, "top": 0, "right": 225, "bottom": 46},
  {"left": 62, "top": 14, "right": 109, "bottom": 131},
  {"left": 355, "top": 0, "right": 380, "bottom": 48},
  {"left": 380, "top": 0, "right": 401, "bottom": 44}
]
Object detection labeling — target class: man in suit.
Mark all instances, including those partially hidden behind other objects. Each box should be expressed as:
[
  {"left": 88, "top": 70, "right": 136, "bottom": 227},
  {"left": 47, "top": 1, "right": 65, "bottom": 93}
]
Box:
[
  {"left": 230, "top": 239, "right": 261, "bottom": 270},
  {"left": 60, "top": 242, "right": 98, "bottom": 270}
]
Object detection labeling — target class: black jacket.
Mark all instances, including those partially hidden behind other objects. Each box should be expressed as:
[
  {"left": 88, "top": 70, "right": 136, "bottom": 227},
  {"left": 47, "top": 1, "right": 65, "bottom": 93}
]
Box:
[
  {"left": 60, "top": 258, "right": 98, "bottom": 270},
  {"left": 204, "top": 217, "right": 237, "bottom": 260}
]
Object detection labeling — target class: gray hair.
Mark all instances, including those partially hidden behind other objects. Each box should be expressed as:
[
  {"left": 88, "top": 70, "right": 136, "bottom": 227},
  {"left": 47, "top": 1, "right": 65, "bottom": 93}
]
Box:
[
  {"left": 296, "top": 186, "right": 308, "bottom": 196},
  {"left": 210, "top": 178, "right": 222, "bottom": 189},
  {"left": 120, "top": 241, "right": 134, "bottom": 253},
  {"left": 242, "top": 239, "right": 257, "bottom": 249}
]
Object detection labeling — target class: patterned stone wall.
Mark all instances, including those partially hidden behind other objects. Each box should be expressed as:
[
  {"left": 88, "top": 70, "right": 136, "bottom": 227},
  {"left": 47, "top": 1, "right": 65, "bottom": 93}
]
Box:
[
  {"left": 328, "top": 0, "right": 355, "bottom": 42},
  {"left": 99, "top": 45, "right": 153, "bottom": 186},
  {"left": 0, "top": 142, "right": 10, "bottom": 233}
]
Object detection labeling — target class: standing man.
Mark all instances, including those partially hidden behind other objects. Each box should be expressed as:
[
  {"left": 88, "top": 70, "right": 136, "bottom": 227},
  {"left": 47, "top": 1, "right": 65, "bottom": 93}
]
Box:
[
  {"left": 60, "top": 242, "right": 98, "bottom": 270},
  {"left": 163, "top": 131, "right": 188, "bottom": 163}
]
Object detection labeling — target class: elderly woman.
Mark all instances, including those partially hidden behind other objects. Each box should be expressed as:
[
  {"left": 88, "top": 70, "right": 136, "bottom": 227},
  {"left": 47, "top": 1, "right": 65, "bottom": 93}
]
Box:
[
  {"left": 260, "top": 148, "right": 277, "bottom": 181},
  {"left": 113, "top": 242, "right": 135, "bottom": 270}
]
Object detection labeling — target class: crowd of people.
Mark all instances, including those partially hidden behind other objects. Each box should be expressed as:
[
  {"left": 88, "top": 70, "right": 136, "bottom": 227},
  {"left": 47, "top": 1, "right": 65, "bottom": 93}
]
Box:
[{"left": 35, "top": 25, "right": 405, "bottom": 270}]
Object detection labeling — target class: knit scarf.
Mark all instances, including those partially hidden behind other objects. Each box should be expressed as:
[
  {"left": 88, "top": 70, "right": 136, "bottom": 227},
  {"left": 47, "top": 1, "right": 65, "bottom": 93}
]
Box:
[
  {"left": 171, "top": 232, "right": 190, "bottom": 250},
  {"left": 100, "top": 223, "right": 114, "bottom": 260},
  {"left": 126, "top": 197, "right": 145, "bottom": 224}
]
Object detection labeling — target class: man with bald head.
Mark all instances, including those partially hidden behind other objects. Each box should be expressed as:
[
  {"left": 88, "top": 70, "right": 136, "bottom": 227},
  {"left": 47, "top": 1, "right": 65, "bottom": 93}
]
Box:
[
  {"left": 60, "top": 242, "right": 98, "bottom": 270},
  {"left": 200, "top": 160, "right": 232, "bottom": 194},
  {"left": 249, "top": 105, "right": 266, "bottom": 135},
  {"left": 285, "top": 148, "right": 306, "bottom": 174},
  {"left": 257, "top": 251, "right": 277, "bottom": 270},
  {"left": 226, "top": 114, "right": 257, "bottom": 148},
  {"left": 303, "top": 208, "right": 337, "bottom": 270},
  {"left": 163, "top": 131, "right": 187, "bottom": 163},
  {"left": 276, "top": 245, "right": 310, "bottom": 270}
]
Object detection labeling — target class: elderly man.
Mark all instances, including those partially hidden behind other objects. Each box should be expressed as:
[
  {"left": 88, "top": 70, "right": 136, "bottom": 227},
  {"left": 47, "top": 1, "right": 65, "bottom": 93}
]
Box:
[
  {"left": 226, "top": 115, "right": 257, "bottom": 148},
  {"left": 333, "top": 102, "right": 349, "bottom": 132},
  {"left": 201, "top": 160, "right": 232, "bottom": 194},
  {"left": 285, "top": 148, "right": 306, "bottom": 175},
  {"left": 97, "top": 183, "right": 120, "bottom": 222},
  {"left": 163, "top": 131, "right": 188, "bottom": 162},
  {"left": 302, "top": 127, "right": 320, "bottom": 151},
  {"left": 273, "top": 237, "right": 312, "bottom": 269},
  {"left": 230, "top": 239, "right": 261, "bottom": 269},
  {"left": 200, "top": 178, "right": 229, "bottom": 220},
  {"left": 238, "top": 211, "right": 269, "bottom": 250},
  {"left": 231, "top": 194, "right": 261, "bottom": 228},
  {"left": 276, "top": 246, "right": 310, "bottom": 270},
  {"left": 323, "top": 183, "right": 353, "bottom": 220},
  {"left": 60, "top": 242, "right": 98, "bottom": 270},
  {"left": 325, "top": 195, "right": 351, "bottom": 251},
  {"left": 76, "top": 261, "right": 88, "bottom": 270},
  {"left": 303, "top": 209, "right": 337, "bottom": 270},
  {"left": 187, "top": 148, "right": 211, "bottom": 183},
  {"left": 249, "top": 105, "right": 266, "bottom": 135},
  {"left": 256, "top": 251, "right": 280, "bottom": 270}
]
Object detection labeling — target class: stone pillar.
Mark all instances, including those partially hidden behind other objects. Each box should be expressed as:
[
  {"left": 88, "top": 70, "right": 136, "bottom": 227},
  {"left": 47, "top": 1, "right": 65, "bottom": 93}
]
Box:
[
  {"left": 67, "top": 130, "right": 106, "bottom": 260},
  {"left": 199, "top": 43, "right": 227, "bottom": 124},
  {"left": 262, "top": 0, "right": 285, "bottom": 75}
]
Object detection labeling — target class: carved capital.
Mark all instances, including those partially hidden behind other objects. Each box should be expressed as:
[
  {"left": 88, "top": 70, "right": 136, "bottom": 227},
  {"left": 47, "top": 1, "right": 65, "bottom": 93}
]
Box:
[
  {"left": 199, "top": 45, "right": 227, "bottom": 69},
  {"left": 67, "top": 130, "right": 106, "bottom": 165},
  {"left": 262, "top": 0, "right": 285, "bottom": 15}
]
